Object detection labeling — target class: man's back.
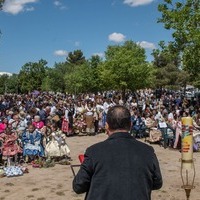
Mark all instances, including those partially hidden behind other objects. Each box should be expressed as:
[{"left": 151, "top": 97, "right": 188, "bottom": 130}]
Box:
[{"left": 73, "top": 132, "right": 162, "bottom": 200}]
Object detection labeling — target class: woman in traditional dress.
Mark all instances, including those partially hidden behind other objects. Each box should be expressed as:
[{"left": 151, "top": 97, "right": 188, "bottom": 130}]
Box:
[
  {"left": 95, "top": 98, "right": 104, "bottom": 132},
  {"left": 67, "top": 103, "right": 75, "bottom": 135},
  {"left": 11, "top": 114, "right": 27, "bottom": 137},
  {"left": 73, "top": 101, "right": 86, "bottom": 134},
  {"left": 61, "top": 103, "right": 69, "bottom": 135},
  {"left": 93, "top": 102, "right": 100, "bottom": 135},
  {"left": 145, "top": 114, "right": 162, "bottom": 143},
  {"left": 62, "top": 103, "right": 75, "bottom": 136},
  {"left": 84, "top": 102, "right": 95, "bottom": 135},
  {"left": 22, "top": 124, "right": 44, "bottom": 161}
]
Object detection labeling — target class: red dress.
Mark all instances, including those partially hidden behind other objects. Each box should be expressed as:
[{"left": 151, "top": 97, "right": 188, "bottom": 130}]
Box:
[
  {"left": 0, "top": 133, "right": 22, "bottom": 156},
  {"left": 62, "top": 118, "right": 69, "bottom": 133}
]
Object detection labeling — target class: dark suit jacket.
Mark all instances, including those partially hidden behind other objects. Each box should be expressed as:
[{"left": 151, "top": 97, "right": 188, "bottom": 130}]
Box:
[{"left": 73, "top": 132, "right": 162, "bottom": 200}]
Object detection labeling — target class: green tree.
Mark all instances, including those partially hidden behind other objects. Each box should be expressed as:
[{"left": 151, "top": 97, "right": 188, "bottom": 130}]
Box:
[
  {"left": 66, "top": 50, "right": 86, "bottom": 65},
  {"left": 0, "top": 74, "right": 9, "bottom": 94},
  {"left": 98, "top": 40, "right": 154, "bottom": 98},
  {"left": 65, "top": 62, "right": 94, "bottom": 94},
  {"left": 18, "top": 59, "right": 47, "bottom": 93},
  {"left": 6, "top": 74, "right": 19, "bottom": 94},
  {"left": 158, "top": 0, "right": 200, "bottom": 84},
  {"left": 152, "top": 41, "right": 182, "bottom": 89},
  {"left": 88, "top": 55, "right": 103, "bottom": 93},
  {"left": 0, "top": 74, "right": 19, "bottom": 94},
  {"left": 44, "top": 62, "right": 68, "bottom": 92},
  {"left": 64, "top": 50, "right": 89, "bottom": 94}
]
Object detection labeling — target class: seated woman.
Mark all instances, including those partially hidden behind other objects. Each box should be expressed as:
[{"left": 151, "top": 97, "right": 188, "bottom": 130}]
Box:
[
  {"left": 84, "top": 102, "right": 95, "bottom": 135},
  {"left": 73, "top": 101, "right": 86, "bottom": 134},
  {"left": 11, "top": 114, "right": 27, "bottom": 136},
  {"left": 45, "top": 124, "right": 70, "bottom": 160},
  {"left": 74, "top": 113, "right": 86, "bottom": 134},
  {"left": 32, "top": 115, "right": 44, "bottom": 130},
  {"left": 145, "top": 114, "right": 162, "bottom": 143},
  {"left": 22, "top": 124, "right": 44, "bottom": 161},
  {"left": 131, "top": 112, "right": 146, "bottom": 138}
]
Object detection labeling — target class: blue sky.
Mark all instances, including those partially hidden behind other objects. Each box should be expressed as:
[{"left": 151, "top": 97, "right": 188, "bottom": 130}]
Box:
[{"left": 0, "top": 0, "right": 173, "bottom": 74}]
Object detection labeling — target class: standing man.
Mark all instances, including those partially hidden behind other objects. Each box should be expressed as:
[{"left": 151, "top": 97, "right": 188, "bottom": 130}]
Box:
[{"left": 73, "top": 105, "right": 163, "bottom": 200}]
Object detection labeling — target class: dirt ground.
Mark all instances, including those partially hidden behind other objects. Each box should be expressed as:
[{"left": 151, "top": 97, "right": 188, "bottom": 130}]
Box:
[{"left": 0, "top": 133, "right": 200, "bottom": 200}]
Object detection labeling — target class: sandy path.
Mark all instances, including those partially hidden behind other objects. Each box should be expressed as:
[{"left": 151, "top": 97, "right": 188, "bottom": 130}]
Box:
[{"left": 0, "top": 133, "right": 200, "bottom": 200}]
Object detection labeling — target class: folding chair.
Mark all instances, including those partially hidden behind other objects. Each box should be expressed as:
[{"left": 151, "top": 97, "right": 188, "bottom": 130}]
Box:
[{"left": 70, "top": 154, "right": 84, "bottom": 176}]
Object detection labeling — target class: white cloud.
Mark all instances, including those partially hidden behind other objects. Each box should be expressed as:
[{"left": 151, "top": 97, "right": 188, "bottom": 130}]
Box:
[
  {"left": 26, "top": 6, "right": 34, "bottom": 12},
  {"left": 54, "top": 0, "right": 62, "bottom": 6},
  {"left": 108, "top": 32, "right": 126, "bottom": 43},
  {"left": 137, "top": 41, "right": 156, "bottom": 49},
  {"left": 2, "top": 0, "right": 38, "bottom": 15},
  {"left": 54, "top": 0, "right": 67, "bottom": 10},
  {"left": 123, "top": 0, "right": 154, "bottom": 7},
  {"left": 93, "top": 52, "right": 104, "bottom": 58},
  {"left": 54, "top": 50, "right": 68, "bottom": 57}
]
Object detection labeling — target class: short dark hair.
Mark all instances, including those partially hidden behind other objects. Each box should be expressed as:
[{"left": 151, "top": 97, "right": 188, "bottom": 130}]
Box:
[{"left": 106, "top": 105, "right": 131, "bottom": 131}]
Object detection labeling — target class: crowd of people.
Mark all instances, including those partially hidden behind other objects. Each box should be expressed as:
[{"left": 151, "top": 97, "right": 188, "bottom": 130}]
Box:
[{"left": 0, "top": 89, "right": 200, "bottom": 165}]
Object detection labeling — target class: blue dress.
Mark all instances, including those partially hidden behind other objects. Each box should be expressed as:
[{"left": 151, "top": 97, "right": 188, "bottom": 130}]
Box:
[{"left": 22, "top": 130, "right": 44, "bottom": 157}]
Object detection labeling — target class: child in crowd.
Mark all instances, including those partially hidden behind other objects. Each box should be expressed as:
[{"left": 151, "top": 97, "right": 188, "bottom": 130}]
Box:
[
  {"left": 22, "top": 124, "right": 44, "bottom": 162},
  {"left": 0, "top": 127, "right": 22, "bottom": 164},
  {"left": 45, "top": 124, "right": 70, "bottom": 160}
]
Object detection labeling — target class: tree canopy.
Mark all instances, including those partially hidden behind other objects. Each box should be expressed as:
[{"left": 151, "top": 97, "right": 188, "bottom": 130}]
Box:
[
  {"left": 158, "top": 0, "right": 200, "bottom": 85},
  {"left": 66, "top": 50, "right": 86, "bottom": 65},
  {"left": 99, "top": 41, "right": 154, "bottom": 94},
  {"left": 18, "top": 59, "right": 47, "bottom": 93},
  {"left": 152, "top": 41, "right": 183, "bottom": 89}
]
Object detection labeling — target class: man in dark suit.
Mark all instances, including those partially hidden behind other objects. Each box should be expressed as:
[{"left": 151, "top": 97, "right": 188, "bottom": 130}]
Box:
[{"left": 73, "top": 105, "right": 162, "bottom": 200}]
